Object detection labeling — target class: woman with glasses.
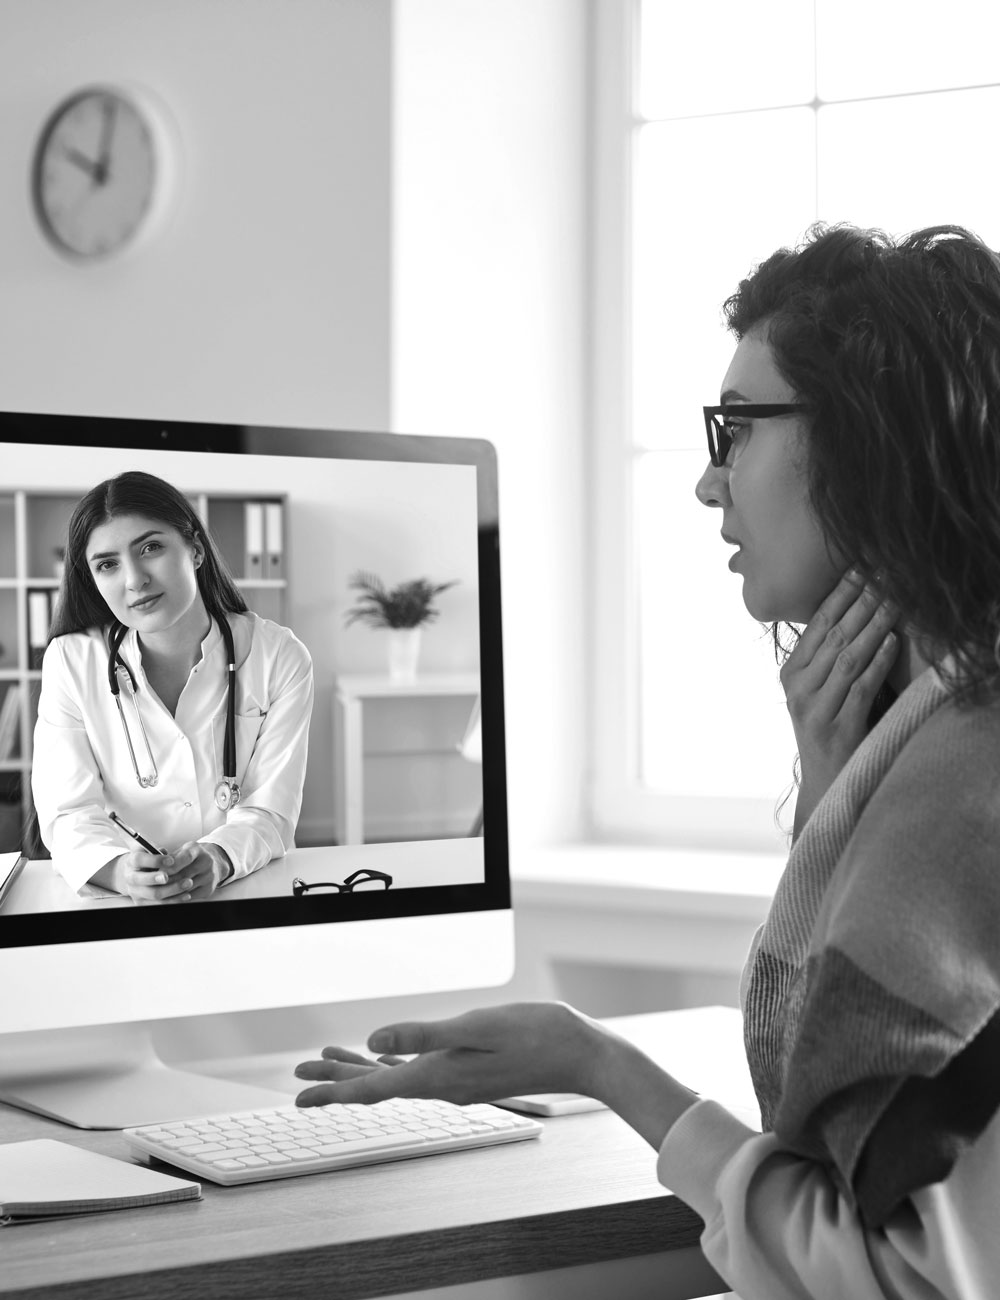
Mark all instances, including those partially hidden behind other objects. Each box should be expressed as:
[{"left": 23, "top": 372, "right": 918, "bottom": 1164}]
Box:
[
  {"left": 32, "top": 471, "right": 314, "bottom": 905},
  {"left": 294, "top": 225, "right": 1000, "bottom": 1297}
]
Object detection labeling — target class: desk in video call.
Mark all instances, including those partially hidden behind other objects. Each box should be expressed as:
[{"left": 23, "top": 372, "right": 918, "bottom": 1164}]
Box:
[{"left": 1, "top": 838, "right": 484, "bottom": 914}]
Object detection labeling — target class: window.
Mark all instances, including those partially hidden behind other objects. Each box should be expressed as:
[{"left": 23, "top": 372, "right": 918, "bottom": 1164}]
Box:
[{"left": 590, "top": 0, "right": 1000, "bottom": 850}]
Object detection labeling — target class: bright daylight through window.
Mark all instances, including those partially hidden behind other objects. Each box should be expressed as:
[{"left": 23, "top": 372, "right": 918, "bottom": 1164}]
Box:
[{"left": 594, "top": 0, "right": 1000, "bottom": 847}]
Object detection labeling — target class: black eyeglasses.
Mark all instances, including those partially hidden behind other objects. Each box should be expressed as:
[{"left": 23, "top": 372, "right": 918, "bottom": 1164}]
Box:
[
  {"left": 292, "top": 869, "right": 393, "bottom": 897},
  {"left": 703, "top": 404, "right": 807, "bottom": 468}
]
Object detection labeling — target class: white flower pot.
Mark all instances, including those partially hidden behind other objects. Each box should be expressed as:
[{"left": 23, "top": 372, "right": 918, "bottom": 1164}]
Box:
[{"left": 387, "top": 627, "right": 422, "bottom": 682}]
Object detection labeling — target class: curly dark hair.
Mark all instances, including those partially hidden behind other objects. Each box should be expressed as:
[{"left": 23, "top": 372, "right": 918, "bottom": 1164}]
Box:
[{"left": 724, "top": 222, "right": 1000, "bottom": 708}]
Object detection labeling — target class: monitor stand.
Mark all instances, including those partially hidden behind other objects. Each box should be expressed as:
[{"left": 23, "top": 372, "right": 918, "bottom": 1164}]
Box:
[{"left": 0, "top": 1022, "right": 294, "bottom": 1130}]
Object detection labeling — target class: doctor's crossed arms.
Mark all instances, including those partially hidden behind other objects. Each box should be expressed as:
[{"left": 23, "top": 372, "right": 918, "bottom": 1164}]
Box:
[{"left": 32, "top": 470, "right": 314, "bottom": 904}]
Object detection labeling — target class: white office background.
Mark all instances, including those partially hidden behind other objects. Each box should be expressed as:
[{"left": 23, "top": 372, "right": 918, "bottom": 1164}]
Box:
[{"left": 591, "top": 0, "right": 1000, "bottom": 850}]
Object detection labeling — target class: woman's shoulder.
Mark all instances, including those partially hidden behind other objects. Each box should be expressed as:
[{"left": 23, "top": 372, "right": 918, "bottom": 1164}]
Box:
[
  {"left": 44, "top": 627, "right": 108, "bottom": 666},
  {"left": 866, "top": 683, "right": 1000, "bottom": 840},
  {"left": 902, "top": 685, "right": 1000, "bottom": 777},
  {"left": 231, "top": 611, "right": 312, "bottom": 665}
]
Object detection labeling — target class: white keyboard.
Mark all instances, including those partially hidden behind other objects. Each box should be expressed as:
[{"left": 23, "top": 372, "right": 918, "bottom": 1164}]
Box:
[{"left": 123, "top": 1099, "right": 543, "bottom": 1186}]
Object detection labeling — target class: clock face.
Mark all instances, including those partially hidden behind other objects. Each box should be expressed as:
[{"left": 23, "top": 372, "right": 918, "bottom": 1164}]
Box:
[{"left": 33, "top": 89, "right": 158, "bottom": 259}]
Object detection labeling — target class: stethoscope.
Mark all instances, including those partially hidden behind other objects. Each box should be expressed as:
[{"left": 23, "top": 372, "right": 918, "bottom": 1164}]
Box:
[{"left": 107, "top": 616, "right": 242, "bottom": 811}]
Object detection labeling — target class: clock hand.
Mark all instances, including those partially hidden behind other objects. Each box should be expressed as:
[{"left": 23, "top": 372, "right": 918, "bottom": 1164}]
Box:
[
  {"left": 63, "top": 146, "right": 101, "bottom": 181},
  {"left": 95, "top": 96, "right": 117, "bottom": 185}
]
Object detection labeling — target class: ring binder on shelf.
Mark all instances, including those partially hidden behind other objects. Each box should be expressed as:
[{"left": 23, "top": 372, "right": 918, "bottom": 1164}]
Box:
[
  {"left": 264, "top": 503, "right": 283, "bottom": 580},
  {"left": 27, "top": 592, "right": 52, "bottom": 671},
  {"left": 0, "top": 686, "right": 20, "bottom": 762},
  {"left": 244, "top": 502, "right": 264, "bottom": 579}
]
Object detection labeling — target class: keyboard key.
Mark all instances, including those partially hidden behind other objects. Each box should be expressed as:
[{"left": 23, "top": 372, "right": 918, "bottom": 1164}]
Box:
[{"left": 312, "top": 1133, "right": 427, "bottom": 1158}]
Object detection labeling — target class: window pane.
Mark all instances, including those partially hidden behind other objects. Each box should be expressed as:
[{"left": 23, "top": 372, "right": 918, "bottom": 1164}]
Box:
[
  {"left": 818, "top": 88, "right": 1000, "bottom": 247},
  {"left": 633, "top": 110, "right": 816, "bottom": 451},
  {"left": 639, "top": 0, "right": 815, "bottom": 120},
  {"left": 817, "top": 0, "right": 1000, "bottom": 101},
  {"left": 636, "top": 450, "right": 798, "bottom": 803}
]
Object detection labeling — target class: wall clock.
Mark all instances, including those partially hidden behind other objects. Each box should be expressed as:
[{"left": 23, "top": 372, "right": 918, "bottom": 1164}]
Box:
[{"left": 32, "top": 86, "right": 168, "bottom": 261}]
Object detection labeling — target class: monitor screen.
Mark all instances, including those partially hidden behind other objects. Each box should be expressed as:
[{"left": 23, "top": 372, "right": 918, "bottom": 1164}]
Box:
[{"left": 0, "top": 414, "right": 513, "bottom": 1125}]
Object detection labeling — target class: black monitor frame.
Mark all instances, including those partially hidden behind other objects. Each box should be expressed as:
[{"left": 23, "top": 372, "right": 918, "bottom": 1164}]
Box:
[{"left": 0, "top": 412, "right": 509, "bottom": 948}]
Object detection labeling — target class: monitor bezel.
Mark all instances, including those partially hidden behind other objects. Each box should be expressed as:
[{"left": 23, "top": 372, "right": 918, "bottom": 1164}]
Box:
[{"left": 0, "top": 411, "right": 509, "bottom": 949}]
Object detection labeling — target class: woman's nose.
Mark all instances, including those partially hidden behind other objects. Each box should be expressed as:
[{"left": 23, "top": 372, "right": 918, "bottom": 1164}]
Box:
[
  {"left": 123, "top": 559, "right": 149, "bottom": 590},
  {"left": 695, "top": 460, "right": 731, "bottom": 509}
]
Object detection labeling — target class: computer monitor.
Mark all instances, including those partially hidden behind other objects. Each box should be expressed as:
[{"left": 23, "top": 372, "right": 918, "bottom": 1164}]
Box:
[{"left": 0, "top": 413, "right": 513, "bottom": 1128}]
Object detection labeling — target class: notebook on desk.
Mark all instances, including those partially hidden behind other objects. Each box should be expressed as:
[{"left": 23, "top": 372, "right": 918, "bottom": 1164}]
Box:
[
  {"left": 0, "top": 853, "right": 25, "bottom": 911},
  {"left": 0, "top": 1138, "right": 201, "bottom": 1224}
]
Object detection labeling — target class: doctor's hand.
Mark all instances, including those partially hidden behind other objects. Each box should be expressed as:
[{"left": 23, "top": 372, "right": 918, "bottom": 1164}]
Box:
[
  {"left": 107, "top": 849, "right": 196, "bottom": 905},
  {"left": 168, "top": 841, "right": 234, "bottom": 901},
  {"left": 781, "top": 567, "right": 900, "bottom": 837},
  {"left": 294, "top": 1003, "right": 605, "bottom": 1109}
]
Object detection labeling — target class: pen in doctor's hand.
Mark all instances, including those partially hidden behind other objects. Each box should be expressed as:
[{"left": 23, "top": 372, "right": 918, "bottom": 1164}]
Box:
[{"left": 109, "top": 811, "right": 166, "bottom": 857}]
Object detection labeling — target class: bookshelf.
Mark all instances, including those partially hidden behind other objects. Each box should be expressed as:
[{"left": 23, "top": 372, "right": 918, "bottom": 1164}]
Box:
[{"left": 0, "top": 489, "right": 288, "bottom": 852}]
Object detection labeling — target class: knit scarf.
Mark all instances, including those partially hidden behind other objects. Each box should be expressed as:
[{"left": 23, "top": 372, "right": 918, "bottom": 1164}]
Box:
[{"left": 743, "top": 666, "right": 1000, "bottom": 1226}]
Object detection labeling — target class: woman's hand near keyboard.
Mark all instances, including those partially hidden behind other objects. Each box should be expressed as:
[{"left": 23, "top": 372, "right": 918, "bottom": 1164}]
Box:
[
  {"left": 293, "top": 1002, "right": 700, "bottom": 1150},
  {"left": 295, "top": 1003, "right": 599, "bottom": 1107}
]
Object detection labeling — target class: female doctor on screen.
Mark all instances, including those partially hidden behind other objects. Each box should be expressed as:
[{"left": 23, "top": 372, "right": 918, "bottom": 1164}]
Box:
[{"left": 31, "top": 470, "right": 314, "bottom": 903}]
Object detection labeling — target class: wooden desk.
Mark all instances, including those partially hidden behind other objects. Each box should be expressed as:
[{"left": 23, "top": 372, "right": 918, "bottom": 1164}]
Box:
[
  {"left": 332, "top": 673, "right": 480, "bottom": 845},
  {"left": 0, "top": 1007, "right": 748, "bottom": 1300}
]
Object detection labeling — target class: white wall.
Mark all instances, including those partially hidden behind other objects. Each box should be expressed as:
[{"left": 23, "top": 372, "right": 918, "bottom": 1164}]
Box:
[
  {"left": 393, "top": 0, "right": 589, "bottom": 853},
  {"left": 0, "top": 0, "right": 391, "bottom": 430}
]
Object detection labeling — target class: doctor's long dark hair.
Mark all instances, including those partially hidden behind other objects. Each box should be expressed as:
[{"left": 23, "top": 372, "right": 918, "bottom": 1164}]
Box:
[{"left": 48, "top": 470, "right": 248, "bottom": 643}]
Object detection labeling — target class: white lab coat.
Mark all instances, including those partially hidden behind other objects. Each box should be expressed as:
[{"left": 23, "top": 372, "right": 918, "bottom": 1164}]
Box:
[{"left": 32, "top": 611, "right": 314, "bottom": 894}]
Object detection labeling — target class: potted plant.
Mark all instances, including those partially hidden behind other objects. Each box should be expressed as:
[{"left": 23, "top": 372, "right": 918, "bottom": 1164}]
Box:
[{"left": 344, "top": 571, "right": 458, "bottom": 681}]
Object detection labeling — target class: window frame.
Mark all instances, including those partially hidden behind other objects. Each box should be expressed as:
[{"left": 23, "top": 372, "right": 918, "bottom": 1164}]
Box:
[{"left": 587, "top": 0, "right": 794, "bottom": 852}]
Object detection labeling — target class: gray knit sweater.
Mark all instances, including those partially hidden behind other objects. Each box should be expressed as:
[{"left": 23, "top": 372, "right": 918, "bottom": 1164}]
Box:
[{"left": 742, "top": 665, "right": 1000, "bottom": 1226}]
